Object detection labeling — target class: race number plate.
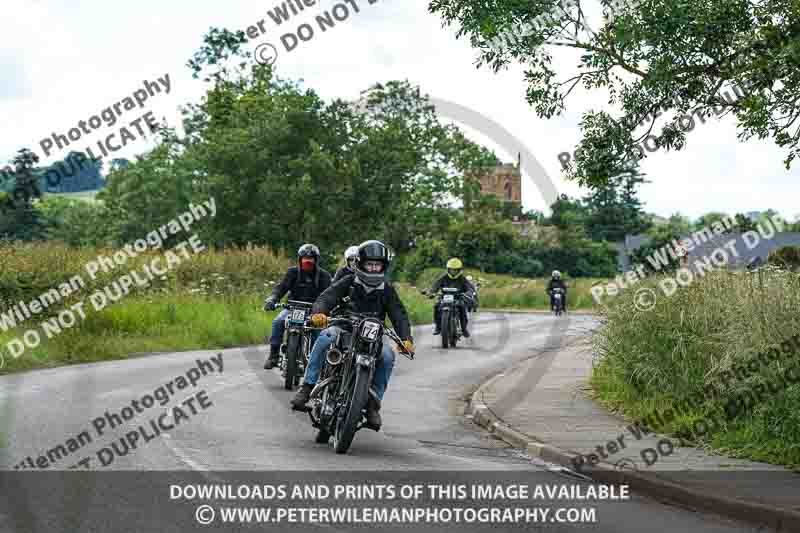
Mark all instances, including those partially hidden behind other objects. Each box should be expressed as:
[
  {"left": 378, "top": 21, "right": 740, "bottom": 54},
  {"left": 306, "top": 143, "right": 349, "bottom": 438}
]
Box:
[
  {"left": 360, "top": 322, "right": 380, "bottom": 340},
  {"left": 292, "top": 309, "right": 306, "bottom": 320},
  {"left": 442, "top": 295, "right": 455, "bottom": 303}
]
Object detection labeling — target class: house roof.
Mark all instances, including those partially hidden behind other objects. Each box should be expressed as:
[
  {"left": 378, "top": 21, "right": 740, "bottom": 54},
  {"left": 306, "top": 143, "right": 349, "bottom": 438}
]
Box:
[{"left": 685, "top": 231, "right": 800, "bottom": 270}]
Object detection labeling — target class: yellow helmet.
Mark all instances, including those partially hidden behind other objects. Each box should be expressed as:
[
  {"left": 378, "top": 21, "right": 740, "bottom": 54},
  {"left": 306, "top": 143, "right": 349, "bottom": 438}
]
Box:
[{"left": 446, "top": 258, "right": 463, "bottom": 279}]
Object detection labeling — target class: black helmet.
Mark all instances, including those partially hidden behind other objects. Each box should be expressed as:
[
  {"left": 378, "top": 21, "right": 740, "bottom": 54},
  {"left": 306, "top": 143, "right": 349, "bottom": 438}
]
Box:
[
  {"left": 355, "top": 240, "right": 389, "bottom": 287},
  {"left": 298, "top": 244, "right": 320, "bottom": 259}
]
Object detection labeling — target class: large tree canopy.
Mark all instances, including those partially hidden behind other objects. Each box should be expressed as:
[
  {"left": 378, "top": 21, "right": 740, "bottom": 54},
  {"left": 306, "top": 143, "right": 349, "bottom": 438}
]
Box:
[{"left": 429, "top": 0, "right": 800, "bottom": 187}]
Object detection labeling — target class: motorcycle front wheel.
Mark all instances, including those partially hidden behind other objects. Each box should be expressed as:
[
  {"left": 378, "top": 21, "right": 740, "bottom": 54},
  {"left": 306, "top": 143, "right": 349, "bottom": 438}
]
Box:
[
  {"left": 441, "top": 310, "right": 450, "bottom": 349},
  {"left": 284, "top": 333, "right": 301, "bottom": 390},
  {"left": 333, "top": 365, "right": 370, "bottom": 454}
]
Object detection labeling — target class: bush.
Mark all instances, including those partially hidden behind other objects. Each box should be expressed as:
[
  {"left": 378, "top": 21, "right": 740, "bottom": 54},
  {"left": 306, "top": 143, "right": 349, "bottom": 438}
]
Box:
[{"left": 767, "top": 245, "right": 800, "bottom": 271}]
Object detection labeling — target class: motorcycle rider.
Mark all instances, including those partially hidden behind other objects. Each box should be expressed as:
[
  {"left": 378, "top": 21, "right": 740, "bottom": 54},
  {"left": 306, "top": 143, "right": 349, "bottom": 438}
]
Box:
[
  {"left": 263, "top": 244, "right": 332, "bottom": 369},
  {"left": 427, "top": 258, "right": 476, "bottom": 337},
  {"left": 333, "top": 245, "right": 359, "bottom": 283},
  {"left": 465, "top": 275, "right": 480, "bottom": 312},
  {"left": 546, "top": 270, "right": 568, "bottom": 312},
  {"left": 290, "top": 240, "right": 414, "bottom": 429}
]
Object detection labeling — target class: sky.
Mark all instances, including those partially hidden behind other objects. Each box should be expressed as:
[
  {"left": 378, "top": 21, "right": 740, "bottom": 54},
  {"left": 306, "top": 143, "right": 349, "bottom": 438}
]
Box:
[{"left": 2, "top": 0, "right": 798, "bottom": 222}]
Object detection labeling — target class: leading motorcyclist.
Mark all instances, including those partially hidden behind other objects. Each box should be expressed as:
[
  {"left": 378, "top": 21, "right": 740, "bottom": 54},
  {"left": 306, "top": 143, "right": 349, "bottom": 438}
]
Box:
[
  {"left": 332, "top": 245, "right": 359, "bottom": 283},
  {"left": 426, "top": 258, "right": 476, "bottom": 337},
  {"left": 262, "top": 244, "right": 332, "bottom": 369},
  {"left": 290, "top": 240, "right": 414, "bottom": 429},
  {"left": 545, "top": 270, "right": 568, "bottom": 312}
]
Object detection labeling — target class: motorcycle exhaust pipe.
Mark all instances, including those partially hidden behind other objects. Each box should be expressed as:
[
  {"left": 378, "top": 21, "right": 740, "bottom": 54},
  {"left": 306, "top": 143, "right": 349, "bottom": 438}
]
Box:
[{"left": 326, "top": 347, "right": 344, "bottom": 366}]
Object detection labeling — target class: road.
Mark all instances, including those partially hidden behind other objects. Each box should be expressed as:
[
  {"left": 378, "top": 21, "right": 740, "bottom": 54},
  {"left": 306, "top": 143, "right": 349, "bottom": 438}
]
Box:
[{"left": 0, "top": 313, "right": 767, "bottom": 532}]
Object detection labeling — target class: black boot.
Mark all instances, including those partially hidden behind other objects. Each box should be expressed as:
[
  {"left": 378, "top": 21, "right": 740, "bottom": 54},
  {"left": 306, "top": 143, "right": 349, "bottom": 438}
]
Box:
[
  {"left": 462, "top": 325, "right": 470, "bottom": 338},
  {"left": 290, "top": 383, "right": 314, "bottom": 411},
  {"left": 365, "top": 396, "right": 382, "bottom": 430},
  {"left": 263, "top": 345, "right": 280, "bottom": 369}
]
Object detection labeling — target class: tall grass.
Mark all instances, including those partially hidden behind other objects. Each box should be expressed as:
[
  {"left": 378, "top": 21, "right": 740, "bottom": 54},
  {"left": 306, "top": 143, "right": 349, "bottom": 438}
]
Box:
[{"left": 592, "top": 266, "right": 800, "bottom": 468}]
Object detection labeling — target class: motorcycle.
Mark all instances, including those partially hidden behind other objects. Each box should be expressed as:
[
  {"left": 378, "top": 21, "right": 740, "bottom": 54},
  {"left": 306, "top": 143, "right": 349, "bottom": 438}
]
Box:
[
  {"left": 435, "top": 287, "right": 469, "bottom": 349},
  {"left": 275, "top": 301, "right": 318, "bottom": 390},
  {"left": 550, "top": 288, "right": 565, "bottom": 316},
  {"left": 303, "top": 311, "right": 414, "bottom": 454}
]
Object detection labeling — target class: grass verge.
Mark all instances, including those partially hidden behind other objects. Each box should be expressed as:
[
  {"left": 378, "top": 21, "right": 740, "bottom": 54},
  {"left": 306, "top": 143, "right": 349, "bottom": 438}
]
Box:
[{"left": 590, "top": 267, "right": 800, "bottom": 469}]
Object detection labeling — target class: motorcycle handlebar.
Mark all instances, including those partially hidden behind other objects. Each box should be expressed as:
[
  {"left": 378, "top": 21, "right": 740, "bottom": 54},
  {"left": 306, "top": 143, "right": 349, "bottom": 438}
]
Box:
[{"left": 326, "top": 315, "right": 414, "bottom": 359}]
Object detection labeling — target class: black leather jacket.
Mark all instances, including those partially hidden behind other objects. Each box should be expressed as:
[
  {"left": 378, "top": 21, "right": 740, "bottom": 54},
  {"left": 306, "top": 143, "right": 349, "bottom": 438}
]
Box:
[
  {"left": 332, "top": 265, "right": 355, "bottom": 283},
  {"left": 312, "top": 275, "right": 412, "bottom": 341},
  {"left": 429, "top": 274, "right": 476, "bottom": 297},
  {"left": 270, "top": 266, "right": 332, "bottom": 303},
  {"left": 546, "top": 279, "right": 567, "bottom": 293}
]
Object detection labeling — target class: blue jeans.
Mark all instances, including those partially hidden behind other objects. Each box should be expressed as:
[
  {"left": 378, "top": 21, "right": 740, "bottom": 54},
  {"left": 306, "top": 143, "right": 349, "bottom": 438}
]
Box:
[
  {"left": 270, "top": 309, "right": 320, "bottom": 349},
  {"left": 270, "top": 309, "right": 289, "bottom": 348},
  {"left": 303, "top": 326, "right": 395, "bottom": 401}
]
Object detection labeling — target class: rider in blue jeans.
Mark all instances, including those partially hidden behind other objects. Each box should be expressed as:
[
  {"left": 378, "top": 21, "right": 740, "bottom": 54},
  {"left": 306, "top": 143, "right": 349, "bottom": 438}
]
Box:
[
  {"left": 262, "top": 244, "right": 332, "bottom": 369},
  {"left": 290, "top": 240, "right": 414, "bottom": 429}
]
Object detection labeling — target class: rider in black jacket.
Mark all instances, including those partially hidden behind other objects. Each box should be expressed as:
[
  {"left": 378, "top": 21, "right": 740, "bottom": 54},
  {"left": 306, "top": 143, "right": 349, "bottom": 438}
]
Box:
[
  {"left": 262, "top": 244, "right": 332, "bottom": 369},
  {"left": 332, "top": 245, "right": 359, "bottom": 283},
  {"left": 545, "top": 270, "right": 567, "bottom": 312},
  {"left": 427, "top": 258, "right": 476, "bottom": 337},
  {"left": 290, "top": 240, "right": 414, "bottom": 429}
]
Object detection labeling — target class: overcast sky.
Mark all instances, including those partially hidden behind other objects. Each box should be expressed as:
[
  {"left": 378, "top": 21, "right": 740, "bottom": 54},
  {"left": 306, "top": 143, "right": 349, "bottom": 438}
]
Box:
[{"left": 2, "top": 0, "right": 798, "bottom": 221}]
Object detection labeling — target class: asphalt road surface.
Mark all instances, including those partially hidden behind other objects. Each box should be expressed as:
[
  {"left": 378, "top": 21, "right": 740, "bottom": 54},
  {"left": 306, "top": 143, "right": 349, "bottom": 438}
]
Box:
[{"left": 0, "top": 313, "right": 768, "bottom": 532}]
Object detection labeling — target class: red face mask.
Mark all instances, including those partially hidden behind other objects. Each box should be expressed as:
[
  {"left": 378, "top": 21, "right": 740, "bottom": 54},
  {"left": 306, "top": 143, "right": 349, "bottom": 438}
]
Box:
[{"left": 300, "top": 258, "right": 315, "bottom": 272}]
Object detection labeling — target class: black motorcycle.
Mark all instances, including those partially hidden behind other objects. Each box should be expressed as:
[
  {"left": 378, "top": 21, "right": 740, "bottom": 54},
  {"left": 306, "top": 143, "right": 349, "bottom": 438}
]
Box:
[
  {"left": 550, "top": 287, "right": 565, "bottom": 316},
  {"left": 435, "top": 287, "right": 469, "bottom": 349},
  {"left": 303, "top": 311, "right": 413, "bottom": 454},
  {"left": 275, "top": 301, "right": 318, "bottom": 390}
]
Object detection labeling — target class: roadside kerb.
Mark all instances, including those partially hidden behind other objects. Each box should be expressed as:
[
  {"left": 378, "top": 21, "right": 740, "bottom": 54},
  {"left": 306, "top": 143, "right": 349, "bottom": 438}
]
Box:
[{"left": 466, "top": 360, "right": 800, "bottom": 532}]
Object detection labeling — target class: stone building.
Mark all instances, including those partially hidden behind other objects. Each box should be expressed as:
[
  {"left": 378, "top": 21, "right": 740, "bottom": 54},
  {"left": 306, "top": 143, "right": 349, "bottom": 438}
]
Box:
[{"left": 472, "top": 163, "right": 522, "bottom": 204}]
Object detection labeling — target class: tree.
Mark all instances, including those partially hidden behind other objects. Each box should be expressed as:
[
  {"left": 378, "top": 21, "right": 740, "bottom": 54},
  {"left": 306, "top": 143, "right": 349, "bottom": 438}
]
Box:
[
  {"left": 694, "top": 211, "right": 731, "bottom": 230},
  {"left": 0, "top": 149, "right": 46, "bottom": 241},
  {"left": 429, "top": 0, "right": 800, "bottom": 187},
  {"left": 732, "top": 213, "right": 757, "bottom": 233},
  {"left": 548, "top": 194, "right": 588, "bottom": 230},
  {"left": 583, "top": 171, "right": 651, "bottom": 241},
  {"left": 101, "top": 27, "right": 500, "bottom": 258}
]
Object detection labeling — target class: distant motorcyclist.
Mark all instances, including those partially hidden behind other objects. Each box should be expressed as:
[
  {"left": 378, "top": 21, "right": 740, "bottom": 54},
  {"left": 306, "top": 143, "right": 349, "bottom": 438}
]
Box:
[
  {"left": 465, "top": 275, "right": 480, "bottom": 312},
  {"left": 263, "top": 244, "right": 332, "bottom": 369},
  {"left": 427, "top": 258, "right": 475, "bottom": 337},
  {"left": 333, "top": 245, "right": 359, "bottom": 283},
  {"left": 546, "top": 270, "right": 567, "bottom": 312},
  {"left": 290, "top": 240, "right": 414, "bottom": 429}
]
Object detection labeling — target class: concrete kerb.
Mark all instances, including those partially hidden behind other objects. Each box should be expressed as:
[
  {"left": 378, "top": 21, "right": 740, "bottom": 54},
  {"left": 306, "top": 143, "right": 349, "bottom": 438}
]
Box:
[{"left": 466, "top": 369, "right": 800, "bottom": 532}]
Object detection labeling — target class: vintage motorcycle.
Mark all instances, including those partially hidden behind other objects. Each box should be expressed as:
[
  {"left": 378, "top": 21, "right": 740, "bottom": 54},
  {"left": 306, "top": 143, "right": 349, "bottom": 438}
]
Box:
[
  {"left": 550, "top": 287, "right": 565, "bottom": 316},
  {"left": 275, "top": 301, "right": 318, "bottom": 390},
  {"left": 303, "top": 310, "right": 414, "bottom": 454},
  {"left": 435, "top": 287, "right": 470, "bottom": 349}
]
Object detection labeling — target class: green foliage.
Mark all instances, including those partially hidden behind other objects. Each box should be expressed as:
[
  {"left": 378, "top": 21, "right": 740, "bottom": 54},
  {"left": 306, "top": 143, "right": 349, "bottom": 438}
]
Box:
[
  {"left": 429, "top": 0, "right": 800, "bottom": 185},
  {"left": 768, "top": 245, "right": 800, "bottom": 271},
  {"left": 583, "top": 171, "right": 652, "bottom": 241}
]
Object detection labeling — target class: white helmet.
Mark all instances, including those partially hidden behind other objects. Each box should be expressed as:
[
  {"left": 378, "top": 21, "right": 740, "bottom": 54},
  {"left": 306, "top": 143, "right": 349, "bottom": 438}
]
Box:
[
  {"left": 552, "top": 270, "right": 561, "bottom": 280},
  {"left": 345, "top": 246, "right": 359, "bottom": 262}
]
